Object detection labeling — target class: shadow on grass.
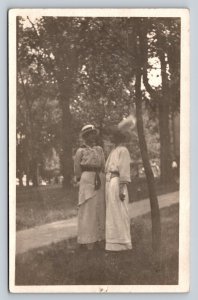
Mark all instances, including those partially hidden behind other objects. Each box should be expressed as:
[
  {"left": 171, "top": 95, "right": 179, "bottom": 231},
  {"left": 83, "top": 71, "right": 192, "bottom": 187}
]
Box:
[{"left": 15, "top": 204, "right": 179, "bottom": 286}]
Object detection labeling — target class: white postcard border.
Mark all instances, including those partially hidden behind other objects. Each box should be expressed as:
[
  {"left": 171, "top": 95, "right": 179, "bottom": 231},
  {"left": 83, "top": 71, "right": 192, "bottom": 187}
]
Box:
[{"left": 9, "top": 8, "right": 190, "bottom": 293}]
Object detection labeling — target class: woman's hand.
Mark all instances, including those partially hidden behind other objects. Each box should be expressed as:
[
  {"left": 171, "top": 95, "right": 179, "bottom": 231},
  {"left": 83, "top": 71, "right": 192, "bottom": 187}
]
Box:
[{"left": 119, "top": 183, "right": 126, "bottom": 201}]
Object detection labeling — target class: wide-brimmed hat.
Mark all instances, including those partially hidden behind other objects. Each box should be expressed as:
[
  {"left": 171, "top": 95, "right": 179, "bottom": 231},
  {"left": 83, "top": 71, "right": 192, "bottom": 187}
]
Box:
[
  {"left": 118, "top": 114, "right": 136, "bottom": 135},
  {"left": 103, "top": 114, "right": 136, "bottom": 143},
  {"left": 80, "top": 124, "right": 99, "bottom": 138},
  {"left": 104, "top": 115, "right": 136, "bottom": 136}
]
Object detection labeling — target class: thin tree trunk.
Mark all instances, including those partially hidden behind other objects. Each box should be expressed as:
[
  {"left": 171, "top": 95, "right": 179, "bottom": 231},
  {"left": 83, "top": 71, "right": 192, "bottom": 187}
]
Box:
[
  {"left": 18, "top": 67, "right": 34, "bottom": 187},
  {"left": 31, "top": 159, "right": 39, "bottom": 187},
  {"left": 135, "top": 71, "right": 161, "bottom": 253},
  {"left": 158, "top": 51, "right": 173, "bottom": 185},
  {"left": 26, "top": 171, "right": 30, "bottom": 187},
  {"left": 19, "top": 174, "right": 23, "bottom": 187},
  {"left": 173, "top": 112, "right": 180, "bottom": 176},
  {"left": 62, "top": 102, "right": 73, "bottom": 187},
  {"left": 135, "top": 20, "right": 161, "bottom": 254},
  {"left": 167, "top": 39, "right": 180, "bottom": 175},
  {"left": 59, "top": 83, "right": 73, "bottom": 188}
]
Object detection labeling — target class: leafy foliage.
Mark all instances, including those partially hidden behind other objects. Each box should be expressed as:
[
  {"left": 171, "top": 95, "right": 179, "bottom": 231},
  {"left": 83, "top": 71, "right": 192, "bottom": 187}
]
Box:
[{"left": 16, "top": 16, "right": 180, "bottom": 186}]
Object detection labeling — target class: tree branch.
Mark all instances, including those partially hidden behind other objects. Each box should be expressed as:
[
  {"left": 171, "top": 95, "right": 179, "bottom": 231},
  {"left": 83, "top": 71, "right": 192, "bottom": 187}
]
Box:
[
  {"left": 138, "top": 20, "right": 159, "bottom": 101},
  {"left": 27, "top": 17, "right": 40, "bottom": 37}
]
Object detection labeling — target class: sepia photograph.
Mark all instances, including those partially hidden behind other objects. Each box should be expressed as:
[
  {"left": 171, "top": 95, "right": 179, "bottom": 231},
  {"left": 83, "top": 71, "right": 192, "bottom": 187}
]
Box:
[{"left": 9, "top": 8, "right": 190, "bottom": 293}]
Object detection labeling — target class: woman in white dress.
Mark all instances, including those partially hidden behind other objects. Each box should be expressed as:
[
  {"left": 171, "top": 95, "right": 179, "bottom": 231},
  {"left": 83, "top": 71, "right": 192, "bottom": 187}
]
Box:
[
  {"left": 74, "top": 124, "right": 106, "bottom": 250},
  {"left": 105, "top": 127, "right": 132, "bottom": 251}
]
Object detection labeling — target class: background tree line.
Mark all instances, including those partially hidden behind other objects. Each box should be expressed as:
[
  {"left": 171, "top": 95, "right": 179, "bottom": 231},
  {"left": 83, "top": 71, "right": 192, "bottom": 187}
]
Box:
[{"left": 17, "top": 16, "right": 180, "bottom": 188}]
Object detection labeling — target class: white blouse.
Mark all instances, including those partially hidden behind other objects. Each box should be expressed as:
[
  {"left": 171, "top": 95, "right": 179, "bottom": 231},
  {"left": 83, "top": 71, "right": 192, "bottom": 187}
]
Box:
[{"left": 105, "top": 145, "right": 131, "bottom": 183}]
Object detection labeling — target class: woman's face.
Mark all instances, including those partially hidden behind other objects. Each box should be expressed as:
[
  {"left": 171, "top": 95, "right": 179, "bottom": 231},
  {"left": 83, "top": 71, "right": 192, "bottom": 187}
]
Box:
[
  {"left": 109, "top": 131, "right": 125, "bottom": 145},
  {"left": 84, "top": 131, "right": 96, "bottom": 145}
]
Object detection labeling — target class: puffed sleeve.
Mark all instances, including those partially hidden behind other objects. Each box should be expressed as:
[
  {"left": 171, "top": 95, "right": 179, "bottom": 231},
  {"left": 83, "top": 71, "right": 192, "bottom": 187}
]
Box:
[
  {"left": 74, "top": 148, "right": 83, "bottom": 181},
  {"left": 118, "top": 147, "right": 131, "bottom": 183}
]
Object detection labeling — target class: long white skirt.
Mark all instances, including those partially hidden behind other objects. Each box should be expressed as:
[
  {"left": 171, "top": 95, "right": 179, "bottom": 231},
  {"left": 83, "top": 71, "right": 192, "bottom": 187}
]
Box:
[
  {"left": 77, "top": 172, "right": 105, "bottom": 244},
  {"left": 105, "top": 176, "right": 132, "bottom": 251}
]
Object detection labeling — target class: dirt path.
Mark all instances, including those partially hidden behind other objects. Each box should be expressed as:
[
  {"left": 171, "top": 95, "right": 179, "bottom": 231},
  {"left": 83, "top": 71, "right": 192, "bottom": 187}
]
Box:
[{"left": 16, "top": 191, "right": 179, "bottom": 255}]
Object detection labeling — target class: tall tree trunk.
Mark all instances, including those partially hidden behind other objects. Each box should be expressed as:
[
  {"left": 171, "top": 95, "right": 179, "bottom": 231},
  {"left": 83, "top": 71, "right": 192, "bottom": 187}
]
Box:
[
  {"left": 31, "top": 159, "right": 39, "bottom": 187},
  {"left": 26, "top": 169, "right": 30, "bottom": 187},
  {"left": 158, "top": 51, "right": 173, "bottom": 185},
  {"left": 158, "top": 101, "right": 172, "bottom": 184},
  {"left": 139, "top": 19, "right": 173, "bottom": 185},
  {"left": 19, "top": 174, "right": 23, "bottom": 187},
  {"left": 167, "top": 35, "right": 180, "bottom": 174},
  {"left": 170, "top": 111, "right": 176, "bottom": 160},
  {"left": 25, "top": 141, "right": 30, "bottom": 187},
  {"left": 135, "top": 71, "right": 161, "bottom": 253},
  {"left": 135, "top": 20, "right": 161, "bottom": 254},
  {"left": 18, "top": 67, "right": 34, "bottom": 187},
  {"left": 59, "top": 85, "right": 73, "bottom": 188},
  {"left": 173, "top": 112, "right": 180, "bottom": 175}
]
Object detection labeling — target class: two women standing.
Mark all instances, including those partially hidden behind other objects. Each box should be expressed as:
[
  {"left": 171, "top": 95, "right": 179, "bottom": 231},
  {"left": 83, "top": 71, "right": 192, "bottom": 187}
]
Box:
[{"left": 74, "top": 119, "right": 134, "bottom": 252}]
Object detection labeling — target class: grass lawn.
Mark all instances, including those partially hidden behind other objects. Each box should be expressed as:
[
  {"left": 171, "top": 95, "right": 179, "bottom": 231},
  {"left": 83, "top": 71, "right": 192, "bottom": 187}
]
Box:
[
  {"left": 16, "top": 185, "right": 78, "bottom": 231},
  {"left": 16, "top": 182, "right": 179, "bottom": 231},
  {"left": 15, "top": 204, "right": 179, "bottom": 285}
]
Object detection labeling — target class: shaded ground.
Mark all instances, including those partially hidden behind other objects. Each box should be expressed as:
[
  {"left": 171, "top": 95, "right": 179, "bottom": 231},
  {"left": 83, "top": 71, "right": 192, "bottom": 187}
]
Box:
[
  {"left": 16, "top": 182, "right": 179, "bottom": 231},
  {"left": 15, "top": 204, "right": 179, "bottom": 286}
]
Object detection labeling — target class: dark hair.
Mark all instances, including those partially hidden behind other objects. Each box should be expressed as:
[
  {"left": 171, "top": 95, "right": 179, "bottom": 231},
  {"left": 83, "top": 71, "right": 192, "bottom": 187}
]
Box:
[
  {"left": 112, "top": 130, "right": 126, "bottom": 144},
  {"left": 104, "top": 125, "right": 126, "bottom": 144},
  {"left": 82, "top": 130, "right": 96, "bottom": 141}
]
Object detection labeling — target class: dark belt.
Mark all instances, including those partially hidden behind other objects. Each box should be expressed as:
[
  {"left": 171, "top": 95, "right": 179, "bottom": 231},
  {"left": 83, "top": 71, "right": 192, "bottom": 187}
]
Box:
[
  {"left": 81, "top": 166, "right": 101, "bottom": 172},
  {"left": 81, "top": 166, "right": 101, "bottom": 190},
  {"left": 110, "top": 171, "right": 119, "bottom": 179}
]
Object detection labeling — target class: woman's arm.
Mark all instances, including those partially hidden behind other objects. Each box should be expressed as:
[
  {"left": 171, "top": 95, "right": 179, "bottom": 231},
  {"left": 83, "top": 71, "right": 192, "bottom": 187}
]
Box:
[
  {"left": 118, "top": 147, "right": 131, "bottom": 183},
  {"left": 118, "top": 147, "right": 131, "bottom": 201}
]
